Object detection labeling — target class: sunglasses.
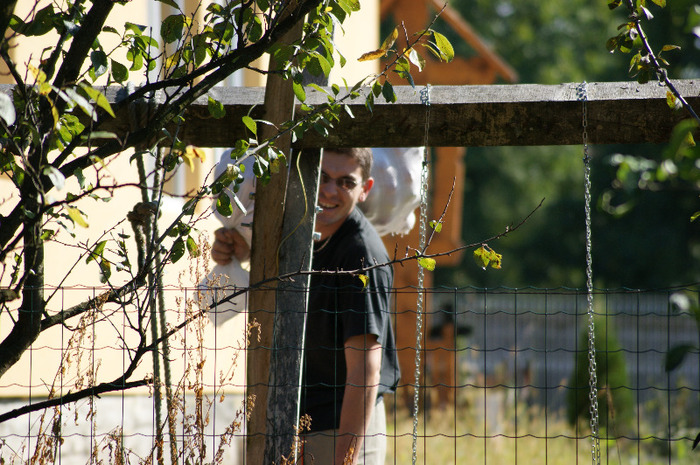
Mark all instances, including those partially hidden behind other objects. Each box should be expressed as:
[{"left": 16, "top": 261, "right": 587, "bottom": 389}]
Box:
[{"left": 320, "top": 171, "right": 360, "bottom": 191}]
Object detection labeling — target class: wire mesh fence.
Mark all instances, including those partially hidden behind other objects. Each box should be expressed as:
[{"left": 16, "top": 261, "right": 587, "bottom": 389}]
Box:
[{"left": 1, "top": 285, "right": 698, "bottom": 464}]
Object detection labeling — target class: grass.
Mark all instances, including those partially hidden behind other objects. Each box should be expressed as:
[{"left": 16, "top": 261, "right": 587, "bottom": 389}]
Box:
[{"left": 385, "top": 387, "right": 698, "bottom": 465}]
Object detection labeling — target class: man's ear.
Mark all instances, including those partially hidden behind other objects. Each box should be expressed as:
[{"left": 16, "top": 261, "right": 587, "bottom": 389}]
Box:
[{"left": 358, "top": 177, "right": 374, "bottom": 202}]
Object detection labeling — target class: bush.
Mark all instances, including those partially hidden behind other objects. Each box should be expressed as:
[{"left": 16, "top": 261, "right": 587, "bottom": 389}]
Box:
[{"left": 566, "top": 314, "right": 633, "bottom": 433}]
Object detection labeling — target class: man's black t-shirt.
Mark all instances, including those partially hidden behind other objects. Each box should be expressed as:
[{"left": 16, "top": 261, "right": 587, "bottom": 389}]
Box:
[{"left": 301, "top": 208, "right": 400, "bottom": 432}]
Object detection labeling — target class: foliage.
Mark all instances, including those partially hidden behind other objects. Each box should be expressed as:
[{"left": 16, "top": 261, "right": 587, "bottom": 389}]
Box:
[
  {"left": 432, "top": 1, "right": 700, "bottom": 289},
  {"left": 604, "top": 0, "right": 700, "bottom": 223}
]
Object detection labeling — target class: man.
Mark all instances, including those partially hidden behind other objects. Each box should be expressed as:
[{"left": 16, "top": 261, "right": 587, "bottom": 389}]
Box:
[{"left": 212, "top": 148, "right": 399, "bottom": 465}]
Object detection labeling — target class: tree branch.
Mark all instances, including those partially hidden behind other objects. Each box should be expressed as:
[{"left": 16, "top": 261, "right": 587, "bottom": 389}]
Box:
[{"left": 0, "top": 378, "right": 151, "bottom": 424}]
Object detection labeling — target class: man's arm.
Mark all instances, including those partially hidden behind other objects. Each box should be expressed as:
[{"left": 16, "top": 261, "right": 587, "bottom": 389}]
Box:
[{"left": 335, "top": 334, "right": 382, "bottom": 465}]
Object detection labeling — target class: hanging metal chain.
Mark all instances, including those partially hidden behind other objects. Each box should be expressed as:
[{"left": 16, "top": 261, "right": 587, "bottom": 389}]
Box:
[
  {"left": 411, "top": 84, "right": 431, "bottom": 465},
  {"left": 578, "top": 81, "right": 601, "bottom": 465}
]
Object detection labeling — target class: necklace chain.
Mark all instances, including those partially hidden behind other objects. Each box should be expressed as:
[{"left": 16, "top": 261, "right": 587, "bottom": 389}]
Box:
[{"left": 313, "top": 235, "right": 332, "bottom": 253}]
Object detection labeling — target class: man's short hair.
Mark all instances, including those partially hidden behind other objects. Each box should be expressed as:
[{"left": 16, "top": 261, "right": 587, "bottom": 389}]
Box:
[{"left": 325, "top": 147, "right": 373, "bottom": 181}]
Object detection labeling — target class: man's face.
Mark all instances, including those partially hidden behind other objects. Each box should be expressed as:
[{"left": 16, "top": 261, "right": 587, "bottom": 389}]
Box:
[{"left": 315, "top": 151, "right": 373, "bottom": 238}]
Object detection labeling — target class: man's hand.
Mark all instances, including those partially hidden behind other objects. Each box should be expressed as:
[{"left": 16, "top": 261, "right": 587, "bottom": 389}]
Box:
[{"left": 211, "top": 227, "right": 250, "bottom": 265}]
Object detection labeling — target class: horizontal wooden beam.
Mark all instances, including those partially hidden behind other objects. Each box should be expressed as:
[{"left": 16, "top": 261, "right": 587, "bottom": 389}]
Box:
[{"left": 4, "top": 80, "right": 699, "bottom": 147}]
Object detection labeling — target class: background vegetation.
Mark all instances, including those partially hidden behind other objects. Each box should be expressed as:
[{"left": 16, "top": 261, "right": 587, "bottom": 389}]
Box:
[{"left": 428, "top": 0, "right": 700, "bottom": 289}]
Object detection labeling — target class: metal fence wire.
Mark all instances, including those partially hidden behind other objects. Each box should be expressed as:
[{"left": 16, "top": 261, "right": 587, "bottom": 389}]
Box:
[{"left": 0, "top": 285, "right": 698, "bottom": 465}]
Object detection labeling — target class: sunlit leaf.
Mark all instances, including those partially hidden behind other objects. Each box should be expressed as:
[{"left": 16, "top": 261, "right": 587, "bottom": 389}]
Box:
[
  {"left": 186, "top": 236, "right": 200, "bottom": 257},
  {"left": 358, "top": 49, "right": 386, "bottom": 62},
  {"left": 429, "top": 220, "right": 442, "bottom": 233},
  {"left": 79, "top": 83, "right": 115, "bottom": 117},
  {"left": 408, "top": 48, "right": 426, "bottom": 72},
  {"left": 358, "top": 274, "right": 369, "bottom": 288},
  {"left": 65, "top": 88, "right": 96, "bottom": 121},
  {"left": 242, "top": 116, "right": 257, "bottom": 136},
  {"left": 417, "top": 256, "right": 436, "bottom": 271},
  {"left": 208, "top": 96, "right": 226, "bottom": 119},
  {"left": 473, "top": 245, "right": 502, "bottom": 270},
  {"left": 86, "top": 240, "right": 107, "bottom": 264},
  {"left": 43, "top": 166, "right": 65, "bottom": 190},
  {"left": 67, "top": 207, "right": 89, "bottom": 228},
  {"left": 380, "top": 27, "right": 398, "bottom": 51},
  {"left": 651, "top": 0, "right": 666, "bottom": 6},
  {"left": 432, "top": 31, "right": 454, "bottom": 62},
  {"left": 293, "top": 80, "right": 306, "bottom": 102},
  {"left": 182, "top": 145, "right": 206, "bottom": 172},
  {"left": 27, "top": 64, "right": 47, "bottom": 86}
]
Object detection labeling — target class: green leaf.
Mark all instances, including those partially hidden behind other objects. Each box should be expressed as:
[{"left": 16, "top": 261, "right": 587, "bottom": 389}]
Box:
[
  {"left": 111, "top": 59, "right": 129, "bottom": 83},
  {"left": 608, "top": 0, "right": 622, "bottom": 9},
  {"left": 90, "top": 50, "right": 109, "bottom": 79},
  {"left": 86, "top": 240, "right": 107, "bottom": 264},
  {"left": 186, "top": 236, "right": 200, "bottom": 257},
  {"left": 20, "top": 5, "right": 55, "bottom": 36},
  {"left": 432, "top": 31, "right": 454, "bottom": 62},
  {"left": 99, "top": 259, "right": 112, "bottom": 283},
  {"left": 473, "top": 245, "right": 502, "bottom": 270},
  {"left": 380, "top": 27, "right": 398, "bottom": 51},
  {"left": 156, "top": 0, "right": 180, "bottom": 9},
  {"left": 242, "top": 115, "right": 257, "bottom": 136},
  {"left": 161, "top": 14, "right": 185, "bottom": 44},
  {"left": 170, "top": 239, "right": 186, "bottom": 263},
  {"left": 216, "top": 193, "right": 233, "bottom": 217},
  {"left": 125, "top": 22, "right": 147, "bottom": 36},
  {"left": 339, "top": 0, "right": 361, "bottom": 12},
  {"left": 665, "top": 344, "right": 695, "bottom": 372},
  {"left": 429, "top": 220, "right": 442, "bottom": 233},
  {"left": 79, "top": 83, "right": 115, "bottom": 117},
  {"left": 381, "top": 81, "right": 396, "bottom": 103},
  {"left": 292, "top": 80, "right": 306, "bottom": 102},
  {"left": 372, "top": 81, "right": 382, "bottom": 97},
  {"left": 67, "top": 207, "right": 89, "bottom": 228},
  {"left": 691, "top": 211, "right": 700, "bottom": 222},
  {"left": 651, "top": 0, "right": 666, "bottom": 6},
  {"left": 65, "top": 88, "right": 96, "bottom": 121},
  {"left": 417, "top": 256, "right": 436, "bottom": 271},
  {"left": 208, "top": 96, "right": 226, "bottom": 119},
  {"left": 80, "top": 131, "right": 118, "bottom": 141}
]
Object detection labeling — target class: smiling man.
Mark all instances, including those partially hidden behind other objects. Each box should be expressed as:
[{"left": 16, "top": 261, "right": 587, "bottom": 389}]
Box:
[
  {"left": 301, "top": 148, "right": 399, "bottom": 465},
  {"left": 211, "top": 148, "right": 399, "bottom": 465}
]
